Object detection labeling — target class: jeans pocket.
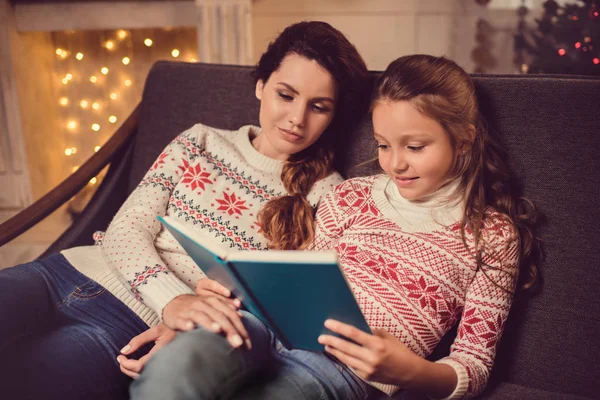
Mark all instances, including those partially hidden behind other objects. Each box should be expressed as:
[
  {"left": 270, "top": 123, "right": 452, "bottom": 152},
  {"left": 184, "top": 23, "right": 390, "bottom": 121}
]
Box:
[{"left": 71, "top": 279, "right": 106, "bottom": 299}]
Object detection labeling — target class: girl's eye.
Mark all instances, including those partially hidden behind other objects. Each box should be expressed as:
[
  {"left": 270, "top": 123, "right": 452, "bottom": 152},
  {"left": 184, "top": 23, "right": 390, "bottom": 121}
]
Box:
[
  {"left": 408, "top": 145, "right": 425, "bottom": 152},
  {"left": 278, "top": 92, "right": 293, "bottom": 101},
  {"left": 376, "top": 144, "right": 389, "bottom": 150}
]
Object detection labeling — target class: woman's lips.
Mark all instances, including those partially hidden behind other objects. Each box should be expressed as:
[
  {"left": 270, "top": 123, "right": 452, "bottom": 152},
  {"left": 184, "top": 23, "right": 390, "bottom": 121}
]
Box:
[{"left": 278, "top": 127, "right": 303, "bottom": 142}]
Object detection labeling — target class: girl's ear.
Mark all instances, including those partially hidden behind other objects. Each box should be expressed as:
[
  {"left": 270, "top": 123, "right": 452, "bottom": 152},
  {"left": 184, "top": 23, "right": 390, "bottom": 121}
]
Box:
[
  {"left": 459, "top": 124, "right": 477, "bottom": 155},
  {"left": 255, "top": 80, "right": 265, "bottom": 100}
]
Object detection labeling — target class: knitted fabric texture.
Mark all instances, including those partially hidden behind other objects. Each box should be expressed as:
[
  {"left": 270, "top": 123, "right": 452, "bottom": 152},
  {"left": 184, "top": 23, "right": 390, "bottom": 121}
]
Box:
[
  {"left": 311, "top": 176, "right": 519, "bottom": 398},
  {"left": 64, "top": 124, "right": 342, "bottom": 322}
]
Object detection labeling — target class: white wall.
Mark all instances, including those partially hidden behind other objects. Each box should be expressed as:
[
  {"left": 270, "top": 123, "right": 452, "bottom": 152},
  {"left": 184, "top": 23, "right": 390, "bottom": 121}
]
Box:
[{"left": 252, "top": 0, "right": 536, "bottom": 73}]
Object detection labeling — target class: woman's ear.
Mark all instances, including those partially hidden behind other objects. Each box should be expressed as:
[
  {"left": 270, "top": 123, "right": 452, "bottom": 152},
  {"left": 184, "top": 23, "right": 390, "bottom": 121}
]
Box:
[{"left": 255, "top": 80, "right": 265, "bottom": 100}]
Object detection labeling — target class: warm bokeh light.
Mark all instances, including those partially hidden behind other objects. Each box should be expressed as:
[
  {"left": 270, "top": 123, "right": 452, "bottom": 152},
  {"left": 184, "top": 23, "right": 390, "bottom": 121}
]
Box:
[
  {"left": 92, "top": 102, "right": 100, "bottom": 110},
  {"left": 80, "top": 100, "right": 89, "bottom": 109},
  {"left": 101, "top": 67, "right": 109, "bottom": 75},
  {"left": 94, "top": 146, "right": 101, "bottom": 152},
  {"left": 90, "top": 76, "right": 98, "bottom": 83},
  {"left": 67, "top": 120, "right": 78, "bottom": 130},
  {"left": 108, "top": 115, "right": 117, "bottom": 123},
  {"left": 122, "top": 57, "right": 131, "bottom": 65},
  {"left": 110, "top": 93, "right": 118, "bottom": 100},
  {"left": 90, "top": 177, "right": 98, "bottom": 185},
  {"left": 76, "top": 52, "right": 84, "bottom": 60},
  {"left": 124, "top": 79, "right": 132, "bottom": 87},
  {"left": 62, "top": 78, "right": 69, "bottom": 84},
  {"left": 91, "top": 123, "right": 100, "bottom": 131},
  {"left": 171, "top": 49, "right": 180, "bottom": 58},
  {"left": 105, "top": 40, "right": 115, "bottom": 50},
  {"left": 59, "top": 97, "right": 69, "bottom": 106},
  {"left": 117, "top": 30, "right": 128, "bottom": 40},
  {"left": 144, "top": 38, "right": 153, "bottom": 47}
]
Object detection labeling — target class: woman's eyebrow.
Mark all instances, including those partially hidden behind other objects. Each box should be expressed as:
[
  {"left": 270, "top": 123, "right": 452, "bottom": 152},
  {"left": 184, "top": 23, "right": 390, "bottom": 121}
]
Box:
[{"left": 277, "top": 82, "right": 335, "bottom": 103}]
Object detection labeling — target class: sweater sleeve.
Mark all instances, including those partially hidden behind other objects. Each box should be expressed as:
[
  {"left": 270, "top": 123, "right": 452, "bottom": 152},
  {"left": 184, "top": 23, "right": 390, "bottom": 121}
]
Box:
[
  {"left": 310, "top": 180, "right": 349, "bottom": 251},
  {"left": 436, "top": 216, "right": 520, "bottom": 399},
  {"left": 101, "top": 127, "right": 203, "bottom": 318}
]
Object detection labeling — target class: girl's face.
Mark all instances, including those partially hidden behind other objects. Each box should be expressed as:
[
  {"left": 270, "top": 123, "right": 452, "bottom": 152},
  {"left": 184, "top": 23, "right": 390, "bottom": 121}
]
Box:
[
  {"left": 373, "top": 100, "right": 456, "bottom": 201},
  {"left": 253, "top": 53, "right": 337, "bottom": 161}
]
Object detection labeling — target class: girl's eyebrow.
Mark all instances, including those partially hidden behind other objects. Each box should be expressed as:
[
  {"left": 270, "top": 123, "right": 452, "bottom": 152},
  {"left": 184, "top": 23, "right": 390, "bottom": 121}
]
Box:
[{"left": 277, "top": 82, "right": 335, "bottom": 103}]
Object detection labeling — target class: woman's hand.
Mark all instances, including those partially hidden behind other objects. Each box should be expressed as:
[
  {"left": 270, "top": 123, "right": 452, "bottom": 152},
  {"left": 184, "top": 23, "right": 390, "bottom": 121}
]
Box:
[
  {"left": 318, "top": 319, "right": 423, "bottom": 386},
  {"left": 117, "top": 323, "right": 177, "bottom": 379},
  {"left": 195, "top": 278, "right": 241, "bottom": 309},
  {"left": 162, "top": 293, "right": 250, "bottom": 349}
]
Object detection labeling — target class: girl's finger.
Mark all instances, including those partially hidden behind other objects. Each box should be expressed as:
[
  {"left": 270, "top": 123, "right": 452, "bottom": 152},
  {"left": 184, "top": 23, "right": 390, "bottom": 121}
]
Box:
[
  {"left": 324, "top": 319, "right": 373, "bottom": 346},
  {"left": 318, "top": 333, "right": 371, "bottom": 361},
  {"left": 322, "top": 345, "right": 373, "bottom": 377}
]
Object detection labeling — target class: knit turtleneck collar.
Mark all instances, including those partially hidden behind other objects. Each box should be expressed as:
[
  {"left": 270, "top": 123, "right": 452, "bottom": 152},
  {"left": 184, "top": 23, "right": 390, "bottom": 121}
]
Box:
[{"left": 372, "top": 175, "right": 464, "bottom": 232}]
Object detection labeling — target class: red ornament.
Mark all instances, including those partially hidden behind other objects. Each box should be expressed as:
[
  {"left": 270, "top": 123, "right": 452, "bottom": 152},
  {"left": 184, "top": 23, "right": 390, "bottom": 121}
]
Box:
[
  {"left": 593, "top": 58, "right": 600, "bottom": 65},
  {"left": 575, "top": 42, "right": 582, "bottom": 49},
  {"left": 558, "top": 48, "right": 566, "bottom": 56},
  {"left": 590, "top": 4, "right": 599, "bottom": 19}
]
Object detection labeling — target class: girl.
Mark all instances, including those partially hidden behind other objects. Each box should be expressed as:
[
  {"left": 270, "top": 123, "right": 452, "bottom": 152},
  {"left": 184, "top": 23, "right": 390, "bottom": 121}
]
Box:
[
  {"left": 130, "top": 55, "right": 538, "bottom": 400},
  {"left": 0, "top": 21, "right": 369, "bottom": 400}
]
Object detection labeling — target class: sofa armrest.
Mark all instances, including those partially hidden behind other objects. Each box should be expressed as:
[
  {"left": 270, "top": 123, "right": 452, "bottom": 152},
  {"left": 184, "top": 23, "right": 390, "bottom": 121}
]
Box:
[{"left": 0, "top": 104, "right": 140, "bottom": 248}]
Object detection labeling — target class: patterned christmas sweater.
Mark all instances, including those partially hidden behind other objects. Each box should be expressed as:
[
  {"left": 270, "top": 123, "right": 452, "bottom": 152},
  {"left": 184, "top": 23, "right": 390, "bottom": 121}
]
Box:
[
  {"left": 62, "top": 124, "right": 342, "bottom": 325},
  {"left": 311, "top": 175, "right": 519, "bottom": 399}
]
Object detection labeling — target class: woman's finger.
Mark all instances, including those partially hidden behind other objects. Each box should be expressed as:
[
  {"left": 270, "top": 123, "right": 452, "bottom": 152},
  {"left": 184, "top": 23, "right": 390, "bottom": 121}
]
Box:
[{"left": 200, "top": 298, "right": 251, "bottom": 348}]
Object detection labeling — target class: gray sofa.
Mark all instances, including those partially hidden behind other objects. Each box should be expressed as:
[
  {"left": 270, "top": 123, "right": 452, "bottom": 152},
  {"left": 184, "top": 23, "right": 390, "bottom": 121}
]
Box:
[{"left": 39, "top": 62, "right": 600, "bottom": 399}]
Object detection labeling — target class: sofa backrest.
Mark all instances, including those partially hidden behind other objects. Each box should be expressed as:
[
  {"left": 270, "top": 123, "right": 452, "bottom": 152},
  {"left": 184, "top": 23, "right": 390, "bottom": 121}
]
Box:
[{"left": 134, "top": 61, "right": 599, "bottom": 398}]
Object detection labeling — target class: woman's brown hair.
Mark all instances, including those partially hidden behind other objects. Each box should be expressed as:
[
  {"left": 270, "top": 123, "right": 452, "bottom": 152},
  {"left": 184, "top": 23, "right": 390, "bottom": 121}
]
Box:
[
  {"left": 373, "top": 54, "right": 539, "bottom": 290},
  {"left": 253, "top": 21, "right": 369, "bottom": 250}
]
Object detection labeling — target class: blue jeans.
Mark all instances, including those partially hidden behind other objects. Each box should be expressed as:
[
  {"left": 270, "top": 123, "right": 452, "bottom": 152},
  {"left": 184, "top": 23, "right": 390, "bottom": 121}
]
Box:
[
  {"left": 130, "top": 310, "right": 380, "bottom": 400},
  {"left": 0, "top": 254, "right": 150, "bottom": 400}
]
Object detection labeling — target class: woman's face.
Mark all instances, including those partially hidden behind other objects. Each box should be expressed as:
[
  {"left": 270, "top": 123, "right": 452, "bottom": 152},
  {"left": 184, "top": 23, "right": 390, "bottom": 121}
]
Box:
[
  {"left": 373, "top": 100, "right": 456, "bottom": 201},
  {"left": 253, "top": 53, "right": 337, "bottom": 161}
]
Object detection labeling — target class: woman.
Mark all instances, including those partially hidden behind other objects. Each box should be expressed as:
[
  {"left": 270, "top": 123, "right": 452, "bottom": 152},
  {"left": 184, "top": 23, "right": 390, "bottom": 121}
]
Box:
[{"left": 0, "top": 21, "right": 369, "bottom": 400}]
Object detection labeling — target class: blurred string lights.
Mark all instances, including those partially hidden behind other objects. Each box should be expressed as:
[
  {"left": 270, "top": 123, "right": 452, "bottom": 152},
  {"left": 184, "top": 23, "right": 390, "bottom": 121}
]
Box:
[{"left": 53, "top": 27, "right": 198, "bottom": 214}]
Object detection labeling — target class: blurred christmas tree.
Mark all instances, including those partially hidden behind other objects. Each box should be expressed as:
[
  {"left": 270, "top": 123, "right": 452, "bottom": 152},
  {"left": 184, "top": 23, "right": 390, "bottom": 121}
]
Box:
[{"left": 515, "top": 0, "right": 600, "bottom": 75}]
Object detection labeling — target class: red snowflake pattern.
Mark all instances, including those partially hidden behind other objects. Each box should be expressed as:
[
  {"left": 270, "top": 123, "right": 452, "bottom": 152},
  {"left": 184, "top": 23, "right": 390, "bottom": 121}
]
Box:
[
  {"left": 215, "top": 192, "right": 249, "bottom": 216},
  {"left": 181, "top": 163, "right": 213, "bottom": 192},
  {"left": 150, "top": 151, "right": 169, "bottom": 171}
]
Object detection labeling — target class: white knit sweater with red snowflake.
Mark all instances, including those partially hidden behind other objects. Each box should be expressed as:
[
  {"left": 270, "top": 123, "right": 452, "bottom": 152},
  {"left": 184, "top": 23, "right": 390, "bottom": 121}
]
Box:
[
  {"left": 311, "top": 175, "right": 519, "bottom": 399},
  {"left": 62, "top": 124, "right": 342, "bottom": 326}
]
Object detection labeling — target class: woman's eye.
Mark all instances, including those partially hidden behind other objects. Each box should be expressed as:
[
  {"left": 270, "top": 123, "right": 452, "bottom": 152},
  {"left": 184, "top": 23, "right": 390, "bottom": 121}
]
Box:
[
  {"left": 312, "top": 104, "right": 330, "bottom": 113},
  {"left": 278, "top": 92, "right": 293, "bottom": 101}
]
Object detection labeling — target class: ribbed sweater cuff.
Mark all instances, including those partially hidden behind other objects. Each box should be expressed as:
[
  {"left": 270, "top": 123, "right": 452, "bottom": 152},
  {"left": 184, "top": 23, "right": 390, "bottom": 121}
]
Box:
[
  {"left": 434, "top": 358, "right": 469, "bottom": 399},
  {"left": 138, "top": 274, "right": 195, "bottom": 320}
]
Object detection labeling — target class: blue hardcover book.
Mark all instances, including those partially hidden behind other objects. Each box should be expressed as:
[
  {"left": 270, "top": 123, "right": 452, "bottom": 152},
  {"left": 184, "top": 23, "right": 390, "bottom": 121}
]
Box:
[{"left": 158, "top": 215, "right": 371, "bottom": 351}]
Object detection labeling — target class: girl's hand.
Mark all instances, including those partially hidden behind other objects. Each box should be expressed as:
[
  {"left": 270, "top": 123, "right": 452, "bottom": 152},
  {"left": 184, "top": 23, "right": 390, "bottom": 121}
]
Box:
[
  {"left": 318, "top": 319, "right": 423, "bottom": 386},
  {"left": 117, "top": 323, "right": 177, "bottom": 379},
  {"left": 162, "top": 294, "right": 251, "bottom": 349},
  {"left": 195, "top": 278, "right": 242, "bottom": 309}
]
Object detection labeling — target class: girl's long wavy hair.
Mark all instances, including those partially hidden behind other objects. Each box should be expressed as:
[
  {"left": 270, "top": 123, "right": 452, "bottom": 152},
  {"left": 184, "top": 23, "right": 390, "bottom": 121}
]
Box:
[
  {"left": 253, "top": 21, "right": 369, "bottom": 250},
  {"left": 373, "top": 55, "right": 539, "bottom": 290}
]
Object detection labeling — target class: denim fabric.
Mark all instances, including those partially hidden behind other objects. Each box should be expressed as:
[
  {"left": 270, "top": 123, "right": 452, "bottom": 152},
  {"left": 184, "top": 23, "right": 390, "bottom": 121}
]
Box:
[
  {"left": 130, "top": 310, "right": 381, "bottom": 400},
  {"left": 0, "top": 254, "right": 150, "bottom": 400}
]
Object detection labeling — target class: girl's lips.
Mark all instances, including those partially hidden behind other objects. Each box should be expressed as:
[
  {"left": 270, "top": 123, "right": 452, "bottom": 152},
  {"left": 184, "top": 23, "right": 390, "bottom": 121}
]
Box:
[
  {"left": 395, "top": 176, "right": 418, "bottom": 187},
  {"left": 278, "top": 127, "right": 303, "bottom": 142}
]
